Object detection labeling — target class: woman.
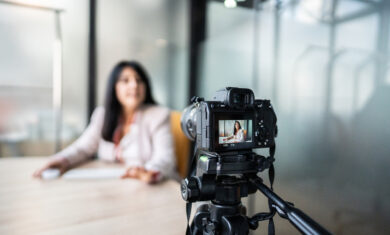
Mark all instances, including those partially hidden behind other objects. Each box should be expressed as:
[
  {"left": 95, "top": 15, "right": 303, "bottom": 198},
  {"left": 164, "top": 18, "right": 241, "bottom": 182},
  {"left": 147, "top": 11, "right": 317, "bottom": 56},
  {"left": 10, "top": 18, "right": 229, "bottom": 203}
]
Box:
[
  {"left": 223, "top": 121, "right": 244, "bottom": 143},
  {"left": 33, "top": 61, "right": 176, "bottom": 183}
]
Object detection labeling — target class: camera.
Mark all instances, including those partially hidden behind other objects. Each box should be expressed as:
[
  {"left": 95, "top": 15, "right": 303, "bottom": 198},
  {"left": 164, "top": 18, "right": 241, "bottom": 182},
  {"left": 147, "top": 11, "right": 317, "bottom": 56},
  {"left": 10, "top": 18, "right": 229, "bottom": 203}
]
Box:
[
  {"left": 180, "top": 87, "right": 330, "bottom": 235},
  {"left": 181, "top": 87, "right": 277, "bottom": 152},
  {"left": 181, "top": 87, "right": 277, "bottom": 177}
]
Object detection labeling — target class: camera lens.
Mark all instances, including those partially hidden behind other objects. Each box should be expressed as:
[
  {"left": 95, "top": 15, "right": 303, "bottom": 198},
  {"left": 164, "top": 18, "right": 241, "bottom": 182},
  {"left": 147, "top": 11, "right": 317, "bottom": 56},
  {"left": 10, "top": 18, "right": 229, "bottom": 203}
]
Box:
[{"left": 180, "top": 104, "right": 198, "bottom": 141}]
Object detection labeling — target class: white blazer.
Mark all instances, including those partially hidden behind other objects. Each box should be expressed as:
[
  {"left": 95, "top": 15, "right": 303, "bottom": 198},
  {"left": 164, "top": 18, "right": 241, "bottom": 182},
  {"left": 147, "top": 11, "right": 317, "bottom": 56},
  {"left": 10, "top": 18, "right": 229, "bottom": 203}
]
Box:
[
  {"left": 53, "top": 105, "right": 176, "bottom": 179},
  {"left": 234, "top": 129, "right": 244, "bottom": 142}
]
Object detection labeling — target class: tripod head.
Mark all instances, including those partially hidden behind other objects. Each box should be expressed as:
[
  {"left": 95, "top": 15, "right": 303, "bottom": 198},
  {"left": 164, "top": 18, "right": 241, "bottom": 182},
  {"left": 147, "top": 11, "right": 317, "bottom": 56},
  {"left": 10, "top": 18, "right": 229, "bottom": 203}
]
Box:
[{"left": 181, "top": 150, "right": 273, "bottom": 203}]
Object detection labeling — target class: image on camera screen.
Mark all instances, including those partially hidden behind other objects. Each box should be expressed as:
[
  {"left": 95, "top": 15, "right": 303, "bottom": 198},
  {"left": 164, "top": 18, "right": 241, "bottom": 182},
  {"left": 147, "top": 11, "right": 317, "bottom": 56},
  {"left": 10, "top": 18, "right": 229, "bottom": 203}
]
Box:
[{"left": 218, "top": 120, "right": 252, "bottom": 144}]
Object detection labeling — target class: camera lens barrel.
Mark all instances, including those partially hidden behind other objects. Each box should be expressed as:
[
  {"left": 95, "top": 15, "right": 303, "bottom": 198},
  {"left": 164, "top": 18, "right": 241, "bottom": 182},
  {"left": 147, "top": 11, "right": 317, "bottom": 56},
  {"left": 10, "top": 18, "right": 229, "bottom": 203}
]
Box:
[{"left": 180, "top": 104, "right": 198, "bottom": 141}]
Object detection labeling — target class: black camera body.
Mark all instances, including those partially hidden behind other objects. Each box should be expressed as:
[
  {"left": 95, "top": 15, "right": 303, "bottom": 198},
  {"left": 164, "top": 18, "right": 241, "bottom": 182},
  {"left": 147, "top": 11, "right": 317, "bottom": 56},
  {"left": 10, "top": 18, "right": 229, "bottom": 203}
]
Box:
[
  {"left": 195, "top": 87, "right": 278, "bottom": 153},
  {"left": 179, "top": 87, "right": 278, "bottom": 177}
]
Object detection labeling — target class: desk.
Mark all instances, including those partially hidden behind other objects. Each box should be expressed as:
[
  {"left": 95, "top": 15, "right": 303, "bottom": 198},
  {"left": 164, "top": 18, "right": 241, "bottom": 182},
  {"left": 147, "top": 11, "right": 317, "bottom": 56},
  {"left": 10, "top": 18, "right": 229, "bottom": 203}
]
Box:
[{"left": 0, "top": 157, "right": 186, "bottom": 235}]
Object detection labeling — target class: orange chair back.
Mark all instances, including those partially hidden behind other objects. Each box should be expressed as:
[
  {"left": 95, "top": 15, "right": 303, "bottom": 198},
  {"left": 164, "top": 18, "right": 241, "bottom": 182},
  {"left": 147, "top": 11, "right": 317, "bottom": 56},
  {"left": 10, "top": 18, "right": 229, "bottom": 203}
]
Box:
[{"left": 170, "top": 111, "right": 191, "bottom": 178}]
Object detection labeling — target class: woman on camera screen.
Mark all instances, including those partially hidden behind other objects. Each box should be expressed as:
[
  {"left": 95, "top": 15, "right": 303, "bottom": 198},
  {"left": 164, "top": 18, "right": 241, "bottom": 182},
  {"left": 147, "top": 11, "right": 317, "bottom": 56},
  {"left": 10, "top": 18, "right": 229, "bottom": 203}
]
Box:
[
  {"left": 223, "top": 121, "right": 245, "bottom": 143},
  {"left": 33, "top": 61, "right": 176, "bottom": 183}
]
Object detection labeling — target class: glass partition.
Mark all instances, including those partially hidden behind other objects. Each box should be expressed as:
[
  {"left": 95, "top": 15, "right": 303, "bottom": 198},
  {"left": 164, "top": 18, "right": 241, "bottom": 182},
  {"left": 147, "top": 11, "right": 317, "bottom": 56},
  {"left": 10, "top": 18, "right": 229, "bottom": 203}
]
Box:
[
  {"left": 97, "top": 0, "right": 189, "bottom": 111},
  {"left": 0, "top": 1, "right": 89, "bottom": 157},
  {"left": 201, "top": 0, "right": 390, "bottom": 234}
]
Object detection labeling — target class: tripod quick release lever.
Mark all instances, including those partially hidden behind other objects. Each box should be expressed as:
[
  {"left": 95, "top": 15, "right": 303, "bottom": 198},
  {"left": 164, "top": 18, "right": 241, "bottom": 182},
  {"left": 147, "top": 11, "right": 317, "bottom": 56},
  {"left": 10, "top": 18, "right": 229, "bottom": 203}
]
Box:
[{"left": 181, "top": 177, "right": 200, "bottom": 202}]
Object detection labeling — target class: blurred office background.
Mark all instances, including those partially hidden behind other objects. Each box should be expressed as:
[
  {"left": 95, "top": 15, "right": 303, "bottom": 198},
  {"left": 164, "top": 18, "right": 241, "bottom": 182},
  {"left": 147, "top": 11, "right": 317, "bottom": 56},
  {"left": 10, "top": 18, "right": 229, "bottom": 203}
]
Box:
[
  {"left": 0, "top": 0, "right": 188, "bottom": 156},
  {"left": 0, "top": 0, "right": 389, "bottom": 234}
]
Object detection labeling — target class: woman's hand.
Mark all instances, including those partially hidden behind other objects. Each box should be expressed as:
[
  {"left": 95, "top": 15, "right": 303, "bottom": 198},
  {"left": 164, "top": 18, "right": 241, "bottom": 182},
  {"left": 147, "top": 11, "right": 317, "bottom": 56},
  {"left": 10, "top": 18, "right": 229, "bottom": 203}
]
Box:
[
  {"left": 33, "top": 157, "right": 70, "bottom": 178},
  {"left": 121, "top": 166, "right": 160, "bottom": 184}
]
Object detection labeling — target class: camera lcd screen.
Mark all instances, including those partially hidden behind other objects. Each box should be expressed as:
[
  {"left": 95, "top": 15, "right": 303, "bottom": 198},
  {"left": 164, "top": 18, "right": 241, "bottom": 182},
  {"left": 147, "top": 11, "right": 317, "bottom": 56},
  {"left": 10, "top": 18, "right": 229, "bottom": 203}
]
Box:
[{"left": 218, "top": 120, "right": 253, "bottom": 145}]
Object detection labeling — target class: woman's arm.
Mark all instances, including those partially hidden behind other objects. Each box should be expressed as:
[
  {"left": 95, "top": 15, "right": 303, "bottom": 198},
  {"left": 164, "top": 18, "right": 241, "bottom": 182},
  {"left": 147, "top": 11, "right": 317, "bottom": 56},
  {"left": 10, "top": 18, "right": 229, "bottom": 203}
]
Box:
[
  {"left": 52, "top": 107, "right": 105, "bottom": 166},
  {"left": 34, "top": 107, "right": 105, "bottom": 178},
  {"left": 143, "top": 107, "right": 176, "bottom": 181}
]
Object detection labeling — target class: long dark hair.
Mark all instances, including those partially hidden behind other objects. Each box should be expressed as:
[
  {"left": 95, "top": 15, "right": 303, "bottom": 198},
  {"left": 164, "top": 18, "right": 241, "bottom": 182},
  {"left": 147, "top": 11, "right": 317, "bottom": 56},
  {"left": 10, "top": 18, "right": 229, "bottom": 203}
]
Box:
[
  {"left": 101, "top": 61, "right": 157, "bottom": 141},
  {"left": 233, "top": 121, "right": 242, "bottom": 135}
]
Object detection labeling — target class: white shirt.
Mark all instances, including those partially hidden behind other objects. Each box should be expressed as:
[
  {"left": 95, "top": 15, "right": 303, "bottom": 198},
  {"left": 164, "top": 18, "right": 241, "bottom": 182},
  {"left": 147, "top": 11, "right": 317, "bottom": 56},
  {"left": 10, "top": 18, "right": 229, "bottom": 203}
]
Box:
[{"left": 53, "top": 105, "right": 176, "bottom": 179}]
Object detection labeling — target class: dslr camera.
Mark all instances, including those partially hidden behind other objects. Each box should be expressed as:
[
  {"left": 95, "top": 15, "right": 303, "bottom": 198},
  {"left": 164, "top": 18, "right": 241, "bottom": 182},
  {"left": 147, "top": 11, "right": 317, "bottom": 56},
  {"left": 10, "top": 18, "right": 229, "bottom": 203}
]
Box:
[
  {"left": 181, "top": 87, "right": 277, "bottom": 177},
  {"left": 184, "top": 87, "right": 277, "bottom": 153},
  {"left": 180, "top": 87, "right": 330, "bottom": 235}
]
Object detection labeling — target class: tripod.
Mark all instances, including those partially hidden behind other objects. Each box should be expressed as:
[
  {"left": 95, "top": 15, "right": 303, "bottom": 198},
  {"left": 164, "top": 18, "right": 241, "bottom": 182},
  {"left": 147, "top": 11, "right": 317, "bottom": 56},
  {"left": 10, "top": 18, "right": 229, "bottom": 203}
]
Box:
[{"left": 183, "top": 174, "right": 331, "bottom": 235}]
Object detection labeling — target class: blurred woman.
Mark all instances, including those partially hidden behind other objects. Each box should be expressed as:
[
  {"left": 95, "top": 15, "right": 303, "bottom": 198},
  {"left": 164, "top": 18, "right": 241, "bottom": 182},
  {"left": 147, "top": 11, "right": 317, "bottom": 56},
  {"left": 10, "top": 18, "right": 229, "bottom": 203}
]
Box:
[{"left": 33, "top": 61, "right": 176, "bottom": 183}]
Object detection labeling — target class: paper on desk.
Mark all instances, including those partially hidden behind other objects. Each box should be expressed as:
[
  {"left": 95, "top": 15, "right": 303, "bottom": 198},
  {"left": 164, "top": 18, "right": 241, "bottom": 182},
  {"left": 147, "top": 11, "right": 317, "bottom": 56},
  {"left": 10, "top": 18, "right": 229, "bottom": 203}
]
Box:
[{"left": 62, "top": 168, "right": 126, "bottom": 180}]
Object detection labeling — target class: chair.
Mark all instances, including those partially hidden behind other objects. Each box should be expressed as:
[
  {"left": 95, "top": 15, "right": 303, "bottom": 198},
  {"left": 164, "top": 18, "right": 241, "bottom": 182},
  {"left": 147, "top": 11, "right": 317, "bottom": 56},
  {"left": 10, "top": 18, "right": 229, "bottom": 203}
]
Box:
[{"left": 170, "top": 111, "right": 191, "bottom": 179}]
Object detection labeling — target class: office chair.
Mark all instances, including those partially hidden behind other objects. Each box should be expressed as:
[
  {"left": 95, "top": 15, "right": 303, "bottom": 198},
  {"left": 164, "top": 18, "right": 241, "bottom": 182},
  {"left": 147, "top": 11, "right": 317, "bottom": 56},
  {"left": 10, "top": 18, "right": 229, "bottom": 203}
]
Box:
[{"left": 170, "top": 111, "right": 190, "bottom": 179}]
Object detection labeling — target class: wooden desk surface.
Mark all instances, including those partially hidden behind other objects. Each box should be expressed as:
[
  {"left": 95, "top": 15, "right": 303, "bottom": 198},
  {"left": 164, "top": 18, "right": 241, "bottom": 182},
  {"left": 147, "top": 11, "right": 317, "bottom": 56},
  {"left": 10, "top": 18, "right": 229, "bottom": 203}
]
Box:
[{"left": 0, "top": 157, "right": 187, "bottom": 235}]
